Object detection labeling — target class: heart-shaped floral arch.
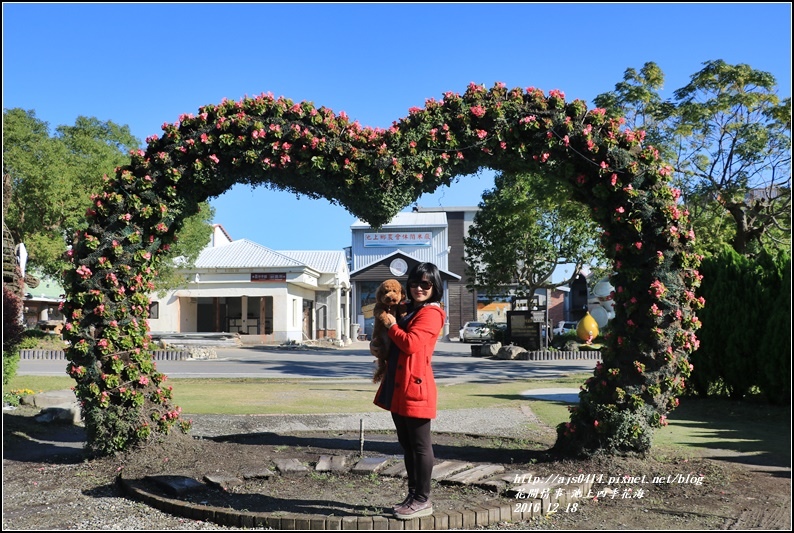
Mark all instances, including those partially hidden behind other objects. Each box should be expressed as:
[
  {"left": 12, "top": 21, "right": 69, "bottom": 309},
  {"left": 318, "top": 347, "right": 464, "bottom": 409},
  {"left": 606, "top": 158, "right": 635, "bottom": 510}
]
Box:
[{"left": 61, "top": 82, "right": 703, "bottom": 457}]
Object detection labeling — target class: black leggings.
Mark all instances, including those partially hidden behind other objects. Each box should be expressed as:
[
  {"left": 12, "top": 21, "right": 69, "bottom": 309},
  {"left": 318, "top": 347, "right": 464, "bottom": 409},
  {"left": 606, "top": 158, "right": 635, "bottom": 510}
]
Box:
[{"left": 391, "top": 413, "right": 434, "bottom": 501}]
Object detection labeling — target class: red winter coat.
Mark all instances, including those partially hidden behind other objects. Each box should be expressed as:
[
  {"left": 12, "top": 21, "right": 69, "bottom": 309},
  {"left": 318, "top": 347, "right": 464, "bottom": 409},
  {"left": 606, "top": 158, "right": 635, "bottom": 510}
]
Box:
[{"left": 373, "top": 302, "right": 445, "bottom": 419}]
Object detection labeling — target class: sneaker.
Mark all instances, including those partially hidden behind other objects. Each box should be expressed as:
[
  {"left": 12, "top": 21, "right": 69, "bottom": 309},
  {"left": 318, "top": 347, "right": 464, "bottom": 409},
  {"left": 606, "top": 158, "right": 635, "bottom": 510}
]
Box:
[
  {"left": 394, "top": 498, "right": 433, "bottom": 520},
  {"left": 392, "top": 492, "right": 414, "bottom": 512}
]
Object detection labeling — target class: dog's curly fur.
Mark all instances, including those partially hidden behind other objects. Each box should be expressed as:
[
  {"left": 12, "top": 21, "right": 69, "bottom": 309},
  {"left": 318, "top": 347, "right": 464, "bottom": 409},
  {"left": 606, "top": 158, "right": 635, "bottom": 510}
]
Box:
[{"left": 371, "top": 279, "right": 408, "bottom": 383}]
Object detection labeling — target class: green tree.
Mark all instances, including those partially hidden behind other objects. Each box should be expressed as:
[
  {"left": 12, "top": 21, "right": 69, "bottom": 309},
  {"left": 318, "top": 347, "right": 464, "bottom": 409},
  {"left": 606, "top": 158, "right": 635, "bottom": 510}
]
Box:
[
  {"left": 672, "top": 60, "right": 791, "bottom": 256},
  {"left": 693, "top": 247, "right": 790, "bottom": 400},
  {"left": 594, "top": 60, "right": 791, "bottom": 257},
  {"left": 592, "top": 62, "right": 676, "bottom": 164},
  {"left": 2, "top": 108, "right": 213, "bottom": 282},
  {"left": 706, "top": 249, "right": 762, "bottom": 398},
  {"left": 757, "top": 251, "right": 791, "bottom": 405},
  {"left": 3, "top": 108, "right": 78, "bottom": 278},
  {"left": 464, "top": 171, "right": 604, "bottom": 298}
]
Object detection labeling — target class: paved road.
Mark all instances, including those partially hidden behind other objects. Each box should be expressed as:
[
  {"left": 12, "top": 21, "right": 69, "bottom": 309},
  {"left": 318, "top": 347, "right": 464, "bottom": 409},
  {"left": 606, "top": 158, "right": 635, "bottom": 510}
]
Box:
[{"left": 16, "top": 340, "right": 598, "bottom": 384}]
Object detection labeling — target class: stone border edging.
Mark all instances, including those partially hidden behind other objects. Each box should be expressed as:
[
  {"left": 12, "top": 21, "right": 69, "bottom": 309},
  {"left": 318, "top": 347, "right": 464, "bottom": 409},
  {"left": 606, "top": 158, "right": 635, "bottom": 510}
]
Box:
[
  {"left": 525, "top": 350, "right": 601, "bottom": 360},
  {"left": 19, "top": 349, "right": 190, "bottom": 360},
  {"left": 117, "top": 472, "right": 595, "bottom": 530}
]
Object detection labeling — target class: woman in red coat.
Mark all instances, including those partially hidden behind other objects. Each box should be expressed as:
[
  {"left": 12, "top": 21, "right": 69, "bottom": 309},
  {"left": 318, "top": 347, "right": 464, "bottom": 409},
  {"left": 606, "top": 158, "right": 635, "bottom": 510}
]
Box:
[{"left": 372, "top": 262, "right": 445, "bottom": 520}]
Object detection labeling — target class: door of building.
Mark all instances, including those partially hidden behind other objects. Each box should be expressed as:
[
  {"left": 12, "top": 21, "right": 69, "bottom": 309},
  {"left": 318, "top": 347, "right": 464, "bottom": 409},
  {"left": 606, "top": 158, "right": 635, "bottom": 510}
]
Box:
[{"left": 302, "top": 300, "right": 313, "bottom": 340}]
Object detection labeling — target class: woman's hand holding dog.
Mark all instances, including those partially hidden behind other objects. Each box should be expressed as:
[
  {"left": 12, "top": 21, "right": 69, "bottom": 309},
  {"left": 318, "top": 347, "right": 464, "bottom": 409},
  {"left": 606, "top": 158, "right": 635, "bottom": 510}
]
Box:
[{"left": 380, "top": 311, "right": 397, "bottom": 329}]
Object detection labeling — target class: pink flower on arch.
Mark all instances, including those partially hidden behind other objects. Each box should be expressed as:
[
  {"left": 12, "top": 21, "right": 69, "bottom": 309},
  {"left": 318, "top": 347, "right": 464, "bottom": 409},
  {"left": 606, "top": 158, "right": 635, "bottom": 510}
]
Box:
[
  {"left": 649, "top": 280, "right": 667, "bottom": 298},
  {"left": 470, "top": 105, "right": 486, "bottom": 118},
  {"left": 75, "top": 265, "right": 92, "bottom": 279}
]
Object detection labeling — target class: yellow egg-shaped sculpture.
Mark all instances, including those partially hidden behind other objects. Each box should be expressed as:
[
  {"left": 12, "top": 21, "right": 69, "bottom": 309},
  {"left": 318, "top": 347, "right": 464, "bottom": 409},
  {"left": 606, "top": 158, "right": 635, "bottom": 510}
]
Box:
[{"left": 577, "top": 312, "right": 599, "bottom": 343}]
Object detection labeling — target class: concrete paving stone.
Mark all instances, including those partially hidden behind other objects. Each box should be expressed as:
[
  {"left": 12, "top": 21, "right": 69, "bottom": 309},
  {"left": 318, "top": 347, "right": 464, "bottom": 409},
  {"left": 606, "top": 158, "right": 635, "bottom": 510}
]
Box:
[
  {"left": 203, "top": 473, "right": 243, "bottom": 490},
  {"left": 242, "top": 467, "right": 276, "bottom": 479},
  {"left": 351, "top": 456, "right": 390, "bottom": 474},
  {"left": 441, "top": 464, "right": 506, "bottom": 485},
  {"left": 316, "top": 454, "right": 348, "bottom": 472},
  {"left": 431, "top": 460, "right": 472, "bottom": 480},
  {"left": 380, "top": 461, "right": 408, "bottom": 477},
  {"left": 273, "top": 457, "right": 310, "bottom": 475},
  {"left": 144, "top": 474, "right": 207, "bottom": 496},
  {"left": 477, "top": 477, "right": 507, "bottom": 493}
]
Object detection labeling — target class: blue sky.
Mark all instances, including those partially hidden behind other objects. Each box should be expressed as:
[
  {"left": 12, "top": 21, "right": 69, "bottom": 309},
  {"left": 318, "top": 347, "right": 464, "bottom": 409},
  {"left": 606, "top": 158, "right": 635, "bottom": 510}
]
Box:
[{"left": 3, "top": 2, "right": 791, "bottom": 251}]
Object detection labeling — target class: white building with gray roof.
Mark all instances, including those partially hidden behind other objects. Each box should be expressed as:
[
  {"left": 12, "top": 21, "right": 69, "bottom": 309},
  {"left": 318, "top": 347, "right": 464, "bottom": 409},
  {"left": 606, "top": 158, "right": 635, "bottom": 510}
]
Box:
[{"left": 148, "top": 225, "right": 351, "bottom": 344}]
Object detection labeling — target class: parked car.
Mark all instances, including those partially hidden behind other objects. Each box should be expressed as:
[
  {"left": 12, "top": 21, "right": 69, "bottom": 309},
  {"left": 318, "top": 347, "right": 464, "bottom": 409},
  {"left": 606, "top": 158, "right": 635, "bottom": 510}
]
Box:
[
  {"left": 553, "top": 321, "right": 578, "bottom": 336},
  {"left": 459, "top": 321, "right": 492, "bottom": 343}
]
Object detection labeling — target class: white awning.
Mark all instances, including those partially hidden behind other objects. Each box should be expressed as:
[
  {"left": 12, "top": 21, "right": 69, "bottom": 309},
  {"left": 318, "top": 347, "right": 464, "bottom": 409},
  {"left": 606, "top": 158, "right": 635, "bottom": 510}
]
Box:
[{"left": 174, "top": 287, "right": 282, "bottom": 298}]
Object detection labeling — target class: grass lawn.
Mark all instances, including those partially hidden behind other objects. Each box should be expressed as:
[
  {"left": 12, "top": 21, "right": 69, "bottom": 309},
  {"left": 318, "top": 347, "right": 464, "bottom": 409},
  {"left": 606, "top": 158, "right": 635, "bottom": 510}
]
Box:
[{"left": 6, "top": 374, "right": 789, "bottom": 462}]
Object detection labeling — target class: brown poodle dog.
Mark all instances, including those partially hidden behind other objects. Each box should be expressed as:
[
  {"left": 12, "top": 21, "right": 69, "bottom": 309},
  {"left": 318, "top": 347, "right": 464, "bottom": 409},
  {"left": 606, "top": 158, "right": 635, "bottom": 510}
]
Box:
[{"left": 371, "top": 279, "right": 408, "bottom": 383}]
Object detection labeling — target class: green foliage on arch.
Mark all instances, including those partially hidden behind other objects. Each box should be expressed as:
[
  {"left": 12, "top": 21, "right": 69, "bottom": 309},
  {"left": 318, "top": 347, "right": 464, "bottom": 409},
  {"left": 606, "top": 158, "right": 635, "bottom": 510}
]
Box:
[{"left": 62, "top": 82, "right": 703, "bottom": 456}]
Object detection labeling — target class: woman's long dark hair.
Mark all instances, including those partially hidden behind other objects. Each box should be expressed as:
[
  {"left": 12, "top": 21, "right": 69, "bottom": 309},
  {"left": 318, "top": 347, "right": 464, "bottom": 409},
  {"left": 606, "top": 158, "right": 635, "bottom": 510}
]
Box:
[{"left": 407, "top": 262, "right": 443, "bottom": 303}]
